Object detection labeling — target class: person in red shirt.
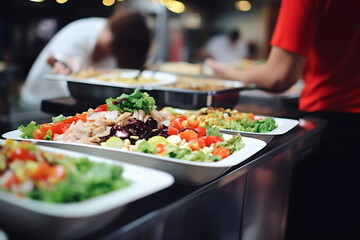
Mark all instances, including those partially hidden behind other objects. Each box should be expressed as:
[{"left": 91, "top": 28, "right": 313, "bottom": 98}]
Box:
[
  {"left": 207, "top": 1, "right": 360, "bottom": 113},
  {"left": 206, "top": 0, "right": 360, "bottom": 239}
]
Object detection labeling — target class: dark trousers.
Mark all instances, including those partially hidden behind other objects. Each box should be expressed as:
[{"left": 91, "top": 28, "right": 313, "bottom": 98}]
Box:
[{"left": 286, "top": 111, "right": 360, "bottom": 240}]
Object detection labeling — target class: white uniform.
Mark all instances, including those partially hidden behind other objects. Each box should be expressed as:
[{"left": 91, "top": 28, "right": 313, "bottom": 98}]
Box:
[{"left": 21, "top": 17, "right": 117, "bottom": 105}]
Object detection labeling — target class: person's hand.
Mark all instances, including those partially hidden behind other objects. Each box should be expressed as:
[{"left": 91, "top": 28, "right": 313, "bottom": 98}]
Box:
[
  {"left": 204, "top": 58, "right": 238, "bottom": 80},
  {"left": 47, "top": 55, "right": 83, "bottom": 75}
]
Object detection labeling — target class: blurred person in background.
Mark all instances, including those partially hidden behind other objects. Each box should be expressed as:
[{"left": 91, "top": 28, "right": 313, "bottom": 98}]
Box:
[
  {"left": 21, "top": 9, "right": 151, "bottom": 105},
  {"left": 203, "top": 29, "right": 249, "bottom": 63},
  {"left": 206, "top": 0, "right": 360, "bottom": 239}
]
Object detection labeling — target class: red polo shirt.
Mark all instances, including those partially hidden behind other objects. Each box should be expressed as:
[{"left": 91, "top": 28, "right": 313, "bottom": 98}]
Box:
[{"left": 271, "top": 0, "right": 360, "bottom": 113}]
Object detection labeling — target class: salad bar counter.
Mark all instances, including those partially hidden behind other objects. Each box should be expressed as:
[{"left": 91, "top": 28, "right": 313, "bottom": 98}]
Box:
[{"left": 0, "top": 90, "right": 324, "bottom": 240}]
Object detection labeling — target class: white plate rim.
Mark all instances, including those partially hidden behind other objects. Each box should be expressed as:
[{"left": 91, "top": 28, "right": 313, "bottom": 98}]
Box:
[
  {"left": 167, "top": 108, "right": 299, "bottom": 135},
  {"left": 2, "top": 131, "right": 266, "bottom": 168}
]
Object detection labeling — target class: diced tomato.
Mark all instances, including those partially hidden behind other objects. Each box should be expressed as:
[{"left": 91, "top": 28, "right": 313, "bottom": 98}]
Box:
[
  {"left": 155, "top": 143, "right": 166, "bottom": 154},
  {"left": 179, "top": 129, "right": 198, "bottom": 142},
  {"left": 51, "top": 121, "right": 65, "bottom": 135},
  {"left": 40, "top": 123, "right": 52, "bottom": 132},
  {"left": 33, "top": 129, "right": 46, "bottom": 140},
  {"left": 212, "top": 147, "right": 230, "bottom": 159},
  {"left": 74, "top": 113, "right": 87, "bottom": 123},
  {"left": 6, "top": 173, "right": 20, "bottom": 188},
  {"left": 171, "top": 120, "right": 183, "bottom": 131},
  {"left": 48, "top": 165, "right": 66, "bottom": 182},
  {"left": 32, "top": 162, "right": 51, "bottom": 181},
  {"left": 188, "top": 120, "right": 199, "bottom": 128},
  {"left": 174, "top": 116, "right": 187, "bottom": 123},
  {"left": 63, "top": 116, "right": 75, "bottom": 124},
  {"left": 188, "top": 138, "right": 206, "bottom": 151},
  {"left": 167, "top": 125, "right": 179, "bottom": 135},
  {"left": 10, "top": 148, "right": 36, "bottom": 162},
  {"left": 204, "top": 135, "right": 224, "bottom": 147},
  {"left": 195, "top": 127, "right": 207, "bottom": 137},
  {"left": 94, "top": 104, "right": 108, "bottom": 112},
  {"left": 248, "top": 113, "right": 255, "bottom": 120}
]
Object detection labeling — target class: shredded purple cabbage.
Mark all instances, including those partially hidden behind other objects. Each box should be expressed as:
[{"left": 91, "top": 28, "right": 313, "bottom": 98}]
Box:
[{"left": 100, "top": 117, "right": 169, "bottom": 144}]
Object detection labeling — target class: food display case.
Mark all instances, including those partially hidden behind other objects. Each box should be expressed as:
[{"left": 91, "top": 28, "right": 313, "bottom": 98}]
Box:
[
  {"left": 1, "top": 69, "right": 324, "bottom": 240},
  {"left": 5, "top": 95, "right": 323, "bottom": 240}
]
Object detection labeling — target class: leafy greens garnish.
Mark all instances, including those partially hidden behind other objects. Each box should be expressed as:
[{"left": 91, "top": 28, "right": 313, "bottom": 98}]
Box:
[
  {"left": 106, "top": 89, "right": 156, "bottom": 115},
  {"left": 52, "top": 114, "right": 66, "bottom": 123},
  {"left": 18, "top": 121, "right": 40, "bottom": 139}
]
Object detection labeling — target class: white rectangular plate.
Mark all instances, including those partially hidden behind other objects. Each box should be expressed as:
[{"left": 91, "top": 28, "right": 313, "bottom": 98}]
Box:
[
  {"left": 2, "top": 131, "right": 266, "bottom": 185},
  {"left": 168, "top": 108, "right": 299, "bottom": 135},
  {"left": 43, "top": 70, "right": 177, "bottom": 88},
  {"left": 0, "top": 142, "right": 174, "bottom": 239}
]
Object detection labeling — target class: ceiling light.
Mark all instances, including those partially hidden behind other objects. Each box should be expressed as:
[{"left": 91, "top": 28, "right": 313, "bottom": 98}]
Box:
[
  {"left": 103, "top": 0, "right": 115, "bottom": 6},
  {"left": 235, "top": 0, "right": 252, "bottom": 12}
]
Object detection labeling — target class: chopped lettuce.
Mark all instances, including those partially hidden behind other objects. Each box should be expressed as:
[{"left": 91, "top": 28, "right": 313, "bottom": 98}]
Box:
[
  {"left": 218, "top": 135, "right": 245, "bottom": 154},
  {"left": 52, "top": 114, "right": 66, "bottom": 123},
  {"left": 206, "top": 126, "right": 224, "bottom": 138},
  {"left": 17, "top": 121, "right": 40, "bottom": 139},
  {"left": 106, "top": 89, "right": 156, "bottom": 114},
  {"left": 27, "top": 156, "right": 130, "bottom": 203},
  {"left": 136, "top": 139, "right": 156, "bottom": 154}
]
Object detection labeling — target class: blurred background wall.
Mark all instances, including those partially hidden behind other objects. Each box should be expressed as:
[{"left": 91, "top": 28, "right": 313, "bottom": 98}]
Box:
[{"left": 0, "top": 0, "right": 281, "bottom": 80}]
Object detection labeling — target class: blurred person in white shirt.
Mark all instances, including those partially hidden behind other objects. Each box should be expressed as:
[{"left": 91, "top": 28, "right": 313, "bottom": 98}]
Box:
[
  {"left": 205, "top": 29, "right": 249, "bottom": 63},
  {"left": 21, "top": 10, "right": 151, "bottom": 105}
]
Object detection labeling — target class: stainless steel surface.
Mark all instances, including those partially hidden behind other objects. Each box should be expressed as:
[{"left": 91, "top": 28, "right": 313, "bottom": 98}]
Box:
[{"left": 242, "top": 149, "right": 293, "bottom": 240}]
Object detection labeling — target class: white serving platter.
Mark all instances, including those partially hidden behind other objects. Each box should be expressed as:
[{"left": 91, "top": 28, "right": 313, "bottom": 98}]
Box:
[
  {"left": 0, "top": 143, "right": 174, "bottom": 240},
  {"left": 43, "top": 69, "right": 177, "bottom": 88},
  {"left": 2, "top": 131, "right": 266, "bottom": 185},
  {"left": 167, "top": 108, "right": 299, "bottom": 136}
]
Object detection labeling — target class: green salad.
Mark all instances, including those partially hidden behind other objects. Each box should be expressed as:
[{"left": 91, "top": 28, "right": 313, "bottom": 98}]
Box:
[
  {"left": 0, "top": 139, "right": 130, "bottom": 203},
  {"left": 166, "top": 107, "right": 278, "bottom": 133}
]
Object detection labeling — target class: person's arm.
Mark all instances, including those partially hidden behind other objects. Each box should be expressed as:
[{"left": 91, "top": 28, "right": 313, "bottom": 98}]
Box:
[{"left": 205, "top": 46, "right": 305, "bottom": 92}]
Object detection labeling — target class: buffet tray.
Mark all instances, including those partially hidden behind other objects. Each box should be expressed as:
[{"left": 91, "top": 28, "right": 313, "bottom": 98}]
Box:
[
  {"left": 2, "top": 131, "right": 266, "bottom": 185},
  {"left": 43, "top": 70, "right": 177, "bottom": 101},
  {"left": 151, "top": 77, "right": 253, "bottom": 109},
  {"left": 0, "top": 143, "right": 174, "bottom": 240},
  {"left": 43, "top": 71, "right": 253, "bottom": 109}
]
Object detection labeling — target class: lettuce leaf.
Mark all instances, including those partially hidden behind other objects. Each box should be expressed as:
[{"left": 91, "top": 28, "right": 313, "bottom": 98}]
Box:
[
  {"left": 17, "top": 121, "right": 40, "bottom": 139},
  {"left": 106, "top": 89, "right": 156, "bottom": 114}
]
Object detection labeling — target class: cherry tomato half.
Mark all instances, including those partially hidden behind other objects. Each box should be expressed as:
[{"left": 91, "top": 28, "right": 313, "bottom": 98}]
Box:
[
  {"left": 10, "top": 148, "right": 36, "bottom": 162},
  {"left": 188, "top": 138, "right": 206, "bottom": 151},
  {"left": 94, "top": 104, "right": 108, "bottom": 112},
  {"left": 212, "top": 147, "right": 230, "bottom": 159},
  {"left": 174, "top": 116, "right": 187, "bottom": 123},
  {"left": 195, "top": 127, "right": 207, "bottom": 137},
  {"left": 167, "top": 125, "right": 179, "bottom": 135},
  {"left": 179, "top": 129, "right": 198, "bottom": 142},
  {"left": 204, "top": 135, "right": 224, "bottom": 147}
]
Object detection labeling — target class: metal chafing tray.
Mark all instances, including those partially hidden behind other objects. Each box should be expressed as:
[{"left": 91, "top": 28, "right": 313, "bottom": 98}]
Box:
[
  {"left": 152, "top": 76, "right": 253, "bottom": 109},
  {"left": 44, "top": 71, "right": 253, "bottom": 109}
]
